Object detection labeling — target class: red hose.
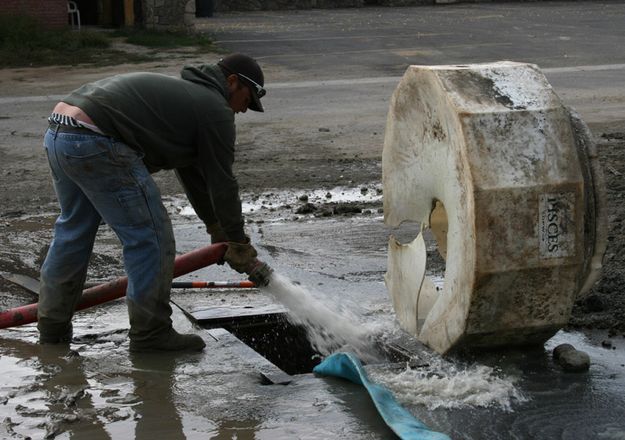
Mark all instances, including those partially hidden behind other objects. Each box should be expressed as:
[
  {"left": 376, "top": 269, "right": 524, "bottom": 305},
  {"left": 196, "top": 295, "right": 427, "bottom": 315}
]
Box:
[{"left": 0, "top": 243, "right": 228, "bottom": 329}]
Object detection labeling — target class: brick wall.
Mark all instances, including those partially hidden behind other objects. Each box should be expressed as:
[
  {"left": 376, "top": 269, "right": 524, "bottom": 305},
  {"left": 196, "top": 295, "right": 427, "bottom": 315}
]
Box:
[{"left": 0, "top": 0, "right": 68, "bottom": 28}]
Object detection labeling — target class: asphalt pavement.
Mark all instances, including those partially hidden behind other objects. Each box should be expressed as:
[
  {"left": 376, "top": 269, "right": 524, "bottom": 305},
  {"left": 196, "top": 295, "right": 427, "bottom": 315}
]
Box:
[{"left": 196, "top": 0, "right": 625, "bottom": 144}]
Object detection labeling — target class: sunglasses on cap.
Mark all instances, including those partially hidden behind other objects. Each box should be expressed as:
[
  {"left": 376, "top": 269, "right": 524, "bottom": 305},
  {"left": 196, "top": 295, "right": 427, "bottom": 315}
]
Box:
[{"left": 236, "top": 73, "right": 266, "bottom": 99}]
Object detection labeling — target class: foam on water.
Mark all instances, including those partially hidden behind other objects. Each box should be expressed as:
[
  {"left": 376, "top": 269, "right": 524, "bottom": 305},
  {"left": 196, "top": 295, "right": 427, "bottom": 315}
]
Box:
[
  {"left": 370, "top": 355, "right": 527, "bottom": 411},
  {"left": 261, "top": 273, "right": 386, "bottom": 360}
]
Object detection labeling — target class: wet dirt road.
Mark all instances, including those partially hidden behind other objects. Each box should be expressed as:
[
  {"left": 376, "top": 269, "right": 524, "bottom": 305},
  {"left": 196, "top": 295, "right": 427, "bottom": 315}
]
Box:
[{"left": 1, "top": 1, "right": 625, "bottom": 439}]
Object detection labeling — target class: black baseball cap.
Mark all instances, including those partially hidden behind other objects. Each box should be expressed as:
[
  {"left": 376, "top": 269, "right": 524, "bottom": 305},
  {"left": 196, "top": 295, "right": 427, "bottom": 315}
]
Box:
[{"left": 218, "top": 53, "right": 265, "bottom": 112}]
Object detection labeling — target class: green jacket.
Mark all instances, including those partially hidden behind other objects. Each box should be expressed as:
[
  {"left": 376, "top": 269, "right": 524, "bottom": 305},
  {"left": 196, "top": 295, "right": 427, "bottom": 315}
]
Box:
[{"left": 63, "top": 65, "right": 245, "bottom": 242}]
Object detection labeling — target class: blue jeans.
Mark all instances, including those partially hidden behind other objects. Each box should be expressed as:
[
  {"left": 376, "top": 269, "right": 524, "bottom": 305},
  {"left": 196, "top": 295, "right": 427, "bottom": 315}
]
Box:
[{"left": 38, "top": 125, "right": 176, "bottom": 343}]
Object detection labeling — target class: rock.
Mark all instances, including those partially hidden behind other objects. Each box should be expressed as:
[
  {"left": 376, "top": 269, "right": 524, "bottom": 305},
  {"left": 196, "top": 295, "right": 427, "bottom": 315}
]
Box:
[
  {"left": 553, "top": 343, "right": 576, "bottom": 361},
  {"left": 601, "top": 339, "right": 613, "bottom": 349},
  {"left": 325, "top": 192, "right": 332, "bottom": 199},
  {"left": 298, "top": 194, "right": 309, "bottom": 202},
  {"left": 558, "top": 349, "right": 591, "bottom": 372},
  {"left": 360, "top": 187, "right": 368, "bottom": 194},
  {"left": 62, "top": 414, "right": 80, "bottom": 423},
  {"left": 318, "top": 127, "right": 330, "bottom": 132},
  {"left": 295, "top": 203, "right": 317, "bottom": 214}
]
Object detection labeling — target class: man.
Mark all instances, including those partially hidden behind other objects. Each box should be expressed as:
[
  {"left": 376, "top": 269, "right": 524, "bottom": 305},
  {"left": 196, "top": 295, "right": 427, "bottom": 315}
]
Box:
[{"left": 39, "top": 53, "right": 264, "bottom": 352}]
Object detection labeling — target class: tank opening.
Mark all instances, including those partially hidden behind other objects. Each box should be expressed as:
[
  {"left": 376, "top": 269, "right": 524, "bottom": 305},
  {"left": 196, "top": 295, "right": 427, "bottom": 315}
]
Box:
[
  {"left": 197, "top": 309, "right": 322, "bottom": 375},
  {"left": 416, "top": 200, "right": 448, "bottom": 331},
  {"left": 429, "top": 199, "right": 448, "bottom": 261}
]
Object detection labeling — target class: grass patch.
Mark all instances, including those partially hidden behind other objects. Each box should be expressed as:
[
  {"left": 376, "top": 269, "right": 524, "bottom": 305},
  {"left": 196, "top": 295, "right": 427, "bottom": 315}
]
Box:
[
  {"left": 0, "top": 14, "right": 117, "bottom": 67},
  {"left": 0, "top": 14, "right": 217, "bottom": 68}
]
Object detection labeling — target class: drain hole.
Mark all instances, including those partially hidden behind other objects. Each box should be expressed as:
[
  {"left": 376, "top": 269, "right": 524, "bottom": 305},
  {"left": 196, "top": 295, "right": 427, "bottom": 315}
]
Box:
[
  {"left": 200, "top": 312, "right": 322, "bottom": 375},
  {"left": 196, "top": 308, "right": 420, "bottom": 376}
]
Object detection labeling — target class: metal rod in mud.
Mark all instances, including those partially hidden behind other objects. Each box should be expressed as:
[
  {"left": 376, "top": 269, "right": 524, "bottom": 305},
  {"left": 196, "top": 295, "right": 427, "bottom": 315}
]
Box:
[
  {"left": 0, "top": 243, "right": 228, "bottom": 329},
  {"left": 84, "top": 280, "right": 256, "bottom": 289},
  {"left": 169, "top": 280, "right": 256, "bottom": 289}
]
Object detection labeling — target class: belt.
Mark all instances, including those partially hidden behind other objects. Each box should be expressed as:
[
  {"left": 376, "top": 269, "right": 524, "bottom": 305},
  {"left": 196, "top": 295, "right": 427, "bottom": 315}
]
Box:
[{"left": 48, "top": 122, "right": 105, "bottom": 136}]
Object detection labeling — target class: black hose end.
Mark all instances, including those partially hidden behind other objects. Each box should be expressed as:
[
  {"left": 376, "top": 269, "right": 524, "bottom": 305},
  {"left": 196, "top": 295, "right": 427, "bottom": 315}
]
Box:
[{"left": 248, "top": 261, "right": 273, "bottom": 287}]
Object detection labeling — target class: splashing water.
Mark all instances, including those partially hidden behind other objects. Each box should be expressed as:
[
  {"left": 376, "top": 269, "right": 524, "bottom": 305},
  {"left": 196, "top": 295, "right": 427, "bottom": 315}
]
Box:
[
  {"left": 369, "top": 355, "right": 527, "bottom": 411},
  {"left": 261, "top": 273, "right": 386, "bottom": 360},
  {"left": 262, "top": 273, "right": 525, "bottom": 411}
]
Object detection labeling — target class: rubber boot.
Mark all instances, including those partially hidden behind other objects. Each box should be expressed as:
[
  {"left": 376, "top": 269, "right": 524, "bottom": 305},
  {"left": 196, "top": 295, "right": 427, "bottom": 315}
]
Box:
[
  {"left": 129, "top": 326, "right": 206, "bottom": 353},
  {"left": 38, "top": 273, "right": 81, "bottom": 344},
  {"left": 38, "top": 321, "right": 73, "bottom": 344},
  {"left": 126, "top": 282, "right": 205, "bottom": 353},
  {"left": 38, "top": 253, "right": 88, "bottom": 345}
]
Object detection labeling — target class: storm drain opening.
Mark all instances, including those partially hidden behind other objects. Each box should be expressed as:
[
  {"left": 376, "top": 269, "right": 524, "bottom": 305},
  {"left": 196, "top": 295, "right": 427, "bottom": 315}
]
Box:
[
  {"left": 192, "top": 305, "right": 424, "bottom": 382},
  {"left": 194, "top": 306, "right": 322, "bottom": 375}
]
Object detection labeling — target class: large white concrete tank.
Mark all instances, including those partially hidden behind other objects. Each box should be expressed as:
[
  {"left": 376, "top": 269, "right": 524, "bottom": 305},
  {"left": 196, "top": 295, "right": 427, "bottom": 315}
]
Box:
[{"left": 383, "top": 62, "right": 607, "bottom": 354}]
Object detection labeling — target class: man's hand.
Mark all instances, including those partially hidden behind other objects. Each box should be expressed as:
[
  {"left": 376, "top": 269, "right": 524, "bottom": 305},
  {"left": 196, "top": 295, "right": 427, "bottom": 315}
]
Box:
[
  {"left": 206, "top": 223, "right": 228, "bottom": 244},
  {"left": 224, "top": 239, "right": 258, "bottom": 273}
]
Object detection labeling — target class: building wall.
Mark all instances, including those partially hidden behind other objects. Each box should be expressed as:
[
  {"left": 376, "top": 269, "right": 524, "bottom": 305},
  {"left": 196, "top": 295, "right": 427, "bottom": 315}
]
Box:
[
  {"left": 143, "top": 0, "right": 195, "bottom": 30},
  {"left": 0, "top": 0, "right": 67, "bottom": 28}
]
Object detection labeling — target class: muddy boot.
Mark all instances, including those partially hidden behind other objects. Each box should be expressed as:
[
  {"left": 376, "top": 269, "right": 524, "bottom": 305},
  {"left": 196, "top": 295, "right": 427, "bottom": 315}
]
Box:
[
  {"left": 129, "top": 327, "right": 206, "bottom": 353},
  {"left": 127, "top": 296, "right": 204, "bottom": 352},
  {"left": 38, "top": 321, "right": 73, "bottom": 344}
]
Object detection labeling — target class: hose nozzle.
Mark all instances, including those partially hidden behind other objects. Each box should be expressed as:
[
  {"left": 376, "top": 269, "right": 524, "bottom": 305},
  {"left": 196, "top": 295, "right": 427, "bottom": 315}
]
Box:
[{"left": 247, "top": 260, "right": 273, "bottom": 287}]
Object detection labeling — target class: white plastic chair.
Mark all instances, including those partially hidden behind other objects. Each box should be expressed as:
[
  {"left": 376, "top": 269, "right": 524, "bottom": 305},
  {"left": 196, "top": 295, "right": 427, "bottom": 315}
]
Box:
[{"left": 68, "top": 1, "right": 81, "bottom": 30}]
